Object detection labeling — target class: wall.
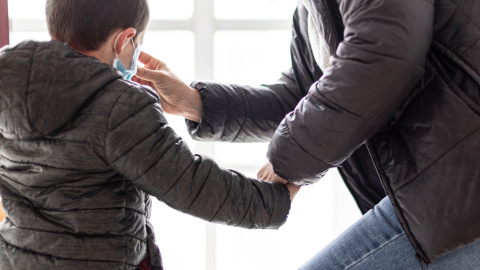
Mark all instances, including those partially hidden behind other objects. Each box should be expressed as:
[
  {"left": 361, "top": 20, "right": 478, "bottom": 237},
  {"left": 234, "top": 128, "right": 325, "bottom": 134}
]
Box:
[{"left": 0, "top": 0, "right": 8, "bottom": 47}]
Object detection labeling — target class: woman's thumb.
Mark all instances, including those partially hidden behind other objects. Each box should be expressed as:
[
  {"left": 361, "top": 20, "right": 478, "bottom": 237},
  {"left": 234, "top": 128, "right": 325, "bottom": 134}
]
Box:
[{"left": 135, "top": 66, "right": 159, "bottom": 82}]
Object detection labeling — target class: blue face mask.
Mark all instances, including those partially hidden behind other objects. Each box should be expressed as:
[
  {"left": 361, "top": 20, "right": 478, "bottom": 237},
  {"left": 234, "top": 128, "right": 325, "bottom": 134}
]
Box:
[{"left": 113, "top": 34, "right": 141, "bottom": 80}]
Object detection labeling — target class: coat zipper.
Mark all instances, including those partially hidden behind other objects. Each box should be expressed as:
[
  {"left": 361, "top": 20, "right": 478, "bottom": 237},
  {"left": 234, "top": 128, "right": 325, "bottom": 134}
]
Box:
[
  {"left": 365, "top": 140, "right": 431, "bottom": 266},
  {"left": 318, "top": 0, "right": 344, "bottom": 53}
]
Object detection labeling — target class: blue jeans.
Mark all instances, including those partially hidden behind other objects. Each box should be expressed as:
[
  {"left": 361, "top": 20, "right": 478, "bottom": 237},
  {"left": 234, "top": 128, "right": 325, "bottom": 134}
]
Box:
[{"left": 299, "top": 197, "right": 480, "bottom": 270}]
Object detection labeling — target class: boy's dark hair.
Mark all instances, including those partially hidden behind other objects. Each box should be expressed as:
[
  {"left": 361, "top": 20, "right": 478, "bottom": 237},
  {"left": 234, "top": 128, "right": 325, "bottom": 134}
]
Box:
[{"left": 46, "top": 0, "right": 150, "bottom": 51}]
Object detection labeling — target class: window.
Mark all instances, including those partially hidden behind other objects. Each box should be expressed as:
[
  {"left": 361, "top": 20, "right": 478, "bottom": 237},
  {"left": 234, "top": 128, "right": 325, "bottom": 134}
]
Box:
[{"left": 5, "top": 1, "right": 362, "bottom": 269}]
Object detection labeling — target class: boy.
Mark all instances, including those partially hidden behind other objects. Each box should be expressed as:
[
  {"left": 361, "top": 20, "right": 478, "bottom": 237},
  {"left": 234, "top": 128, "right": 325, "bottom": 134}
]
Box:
[{"left": 0, "top": 1, "right": 298, "bottom": 269}]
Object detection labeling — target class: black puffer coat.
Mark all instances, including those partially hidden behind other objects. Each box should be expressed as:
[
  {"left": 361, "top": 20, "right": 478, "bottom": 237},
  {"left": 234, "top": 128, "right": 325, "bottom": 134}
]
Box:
[
  {"left": 186, "top": 0, "right": 480, "bottom": 264},
  {"left": 0, "top": 41, "right": 291, "bottom": 270}
]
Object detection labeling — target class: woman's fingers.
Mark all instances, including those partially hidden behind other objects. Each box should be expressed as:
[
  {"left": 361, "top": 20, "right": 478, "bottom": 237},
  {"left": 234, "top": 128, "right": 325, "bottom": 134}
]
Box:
[
  {"left": 138, "top": 51, "right": 155, "bottom": 65},
  {"left": 139, "top": 51, "right": 167, "bottom": 70},
  {"left": 132, "top": 75, "right": 153, "bottom": 88},
  {"left": 135, "top": 66, "right": 156, "bottom": 81},
  {"left": 257, "top": 162, "right": 271, "bottom": 179},
  {"left": 257, "top": 162, "right": 288, "bottom": 184}
]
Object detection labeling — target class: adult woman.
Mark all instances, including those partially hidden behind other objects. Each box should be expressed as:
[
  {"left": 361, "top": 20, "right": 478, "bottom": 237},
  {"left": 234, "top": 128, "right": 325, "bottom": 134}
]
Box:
[{"left": 135, "top": 0, "right": 480, "bottom": 268}]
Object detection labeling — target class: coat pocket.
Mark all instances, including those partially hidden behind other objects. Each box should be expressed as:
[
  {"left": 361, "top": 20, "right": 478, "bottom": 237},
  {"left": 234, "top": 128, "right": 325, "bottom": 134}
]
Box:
[{"left": 430, "top": 41, "right": 480, "bottom": 114}]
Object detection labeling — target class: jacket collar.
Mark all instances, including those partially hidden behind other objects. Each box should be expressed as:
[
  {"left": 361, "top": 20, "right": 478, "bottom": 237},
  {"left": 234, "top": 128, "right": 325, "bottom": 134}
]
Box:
[{"left": 305, "top": 0, "right": 345, "bottom": 56}]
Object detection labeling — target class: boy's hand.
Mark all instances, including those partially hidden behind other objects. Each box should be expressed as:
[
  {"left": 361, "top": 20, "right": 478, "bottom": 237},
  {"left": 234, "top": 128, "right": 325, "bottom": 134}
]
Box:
[
  {"left": 133, "top": 52, "right": 203, "bottom": 122},
  {"left": 0, "top": 202, "right": 5, "bottom": 222},
  {"left": 258, "top": 162, "right": 300, "bottom": 201}
]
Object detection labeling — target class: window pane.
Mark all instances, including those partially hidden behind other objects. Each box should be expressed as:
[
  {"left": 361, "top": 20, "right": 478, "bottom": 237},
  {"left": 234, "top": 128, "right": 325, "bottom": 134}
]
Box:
[
  {"left": 215, "top": 0, "right": 297, "bottom": 20},
  {"left": 148, "top": 0, "right": 193, "bottom": 20},
  {"left": 214, "top": 142, "right": 269, "bottom": 168},
  {"left": 150, "top": 201, "right": 207, "bottom": 270},
  {"left": 214, "top": 30, "right": 292, "bottom": 86},
  {"left": 8, "top": 0, "right": 47, "bottom": 19},
  {"left": 142, "top": 31, "right": 195, "bottom": 87},
  {"left": 215, "top": 170, "right": 362, "bottom": 270}
]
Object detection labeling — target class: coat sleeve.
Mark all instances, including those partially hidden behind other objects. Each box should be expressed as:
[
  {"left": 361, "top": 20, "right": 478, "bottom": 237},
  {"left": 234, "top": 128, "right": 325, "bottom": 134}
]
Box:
[
  {"left": 186, "top": 68, "right": 304, "bottom": 142},
  {"left": 267, "top": 0, "right": 434, "bottom": 185},
  {"left": 105, "top": 85, "right": 291, "bottom": 229}
]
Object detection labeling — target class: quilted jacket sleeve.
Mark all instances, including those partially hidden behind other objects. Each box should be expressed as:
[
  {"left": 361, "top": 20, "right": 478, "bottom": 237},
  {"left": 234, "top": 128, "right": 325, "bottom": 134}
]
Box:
[
  {"left": 268, "top": 0, "right": 434, "bottom": 185},
  {"left": 186, "top": 69, "right": 304, "bottom": 142},
  {"left": 105, "top": 85, "right": 291, "bottom": 229}
]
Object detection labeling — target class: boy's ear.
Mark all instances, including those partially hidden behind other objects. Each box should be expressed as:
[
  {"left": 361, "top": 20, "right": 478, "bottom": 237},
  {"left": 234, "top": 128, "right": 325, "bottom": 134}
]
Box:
[{"left": 114, "top": 27, "right": 137, "bottom": 55}]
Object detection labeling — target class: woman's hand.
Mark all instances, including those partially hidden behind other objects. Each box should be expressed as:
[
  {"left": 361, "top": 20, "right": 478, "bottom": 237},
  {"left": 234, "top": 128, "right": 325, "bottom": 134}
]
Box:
[
  {"left": 258, "top": 162, "right": 300, "bottom": 201},
  {"left": 133, "top": 52, "right": 203, "bottom": 122}
]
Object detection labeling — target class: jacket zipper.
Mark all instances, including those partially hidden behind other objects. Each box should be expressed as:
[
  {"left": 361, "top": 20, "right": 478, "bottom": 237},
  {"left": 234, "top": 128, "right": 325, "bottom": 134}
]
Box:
[
  {"left": 365, "top": 140, "right": 431, "bottom": 266},
  {"left": 319, "top": 0, "right": 344, "bottom": 51},
  {"left": 325, "top": 0, "right": 344, "bottom": 44}
]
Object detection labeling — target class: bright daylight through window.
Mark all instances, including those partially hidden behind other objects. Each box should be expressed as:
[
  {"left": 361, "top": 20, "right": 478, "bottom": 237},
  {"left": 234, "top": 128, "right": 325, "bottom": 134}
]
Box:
[{"left": 5, "top": 0, "right": 361, "bottom": 269}]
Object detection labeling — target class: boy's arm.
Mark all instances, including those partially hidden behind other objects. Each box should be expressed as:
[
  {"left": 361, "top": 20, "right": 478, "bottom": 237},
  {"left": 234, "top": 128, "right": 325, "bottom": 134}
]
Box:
[{"left": 105, "top": 85, "right": 291, "bottom": 229}]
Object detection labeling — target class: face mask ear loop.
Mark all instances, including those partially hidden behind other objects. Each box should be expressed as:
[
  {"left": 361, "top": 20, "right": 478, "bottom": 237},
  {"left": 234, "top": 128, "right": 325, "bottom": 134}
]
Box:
[
  {"left": 113, "top": 31, "right": 127, "bottom": 59},
  {"left": 131, "top": 38, "right": 137, "bottom": 51}
]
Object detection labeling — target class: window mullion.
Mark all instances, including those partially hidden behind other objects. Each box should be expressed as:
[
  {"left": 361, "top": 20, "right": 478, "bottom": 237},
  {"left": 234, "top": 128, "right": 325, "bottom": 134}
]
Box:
[
  {"left": 193, "top": 2, "right": 216, "bottom": 270},
  {"left": 193, "top": 0, "right": 215, "bottom": 81}
]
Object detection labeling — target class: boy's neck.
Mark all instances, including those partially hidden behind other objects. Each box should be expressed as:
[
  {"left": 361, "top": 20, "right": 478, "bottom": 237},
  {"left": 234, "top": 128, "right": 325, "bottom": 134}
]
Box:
[
  {"left": 78, "top": 48, "right": 115, "bottom": 65},
  {"left": 58, "top": 34, "right": 117, "bottom": 65}
]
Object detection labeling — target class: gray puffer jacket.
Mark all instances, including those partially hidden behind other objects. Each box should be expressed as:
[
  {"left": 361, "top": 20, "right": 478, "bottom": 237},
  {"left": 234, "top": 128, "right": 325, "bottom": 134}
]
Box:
[
  {"left": 0, "top": 41, "right": 291, "bottom": 270},
  {"left": 186, "top": 0, "right": 480, "bottom": 265}
]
